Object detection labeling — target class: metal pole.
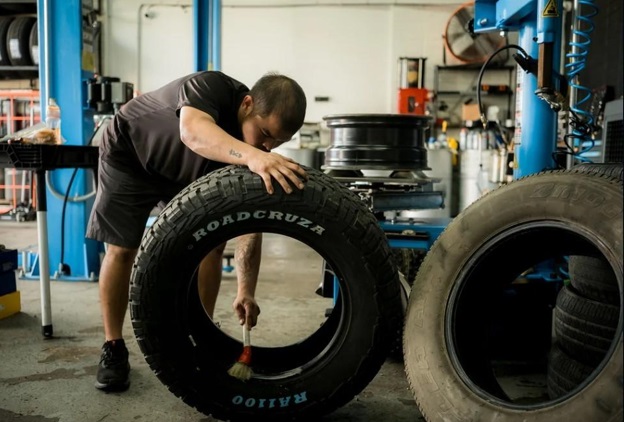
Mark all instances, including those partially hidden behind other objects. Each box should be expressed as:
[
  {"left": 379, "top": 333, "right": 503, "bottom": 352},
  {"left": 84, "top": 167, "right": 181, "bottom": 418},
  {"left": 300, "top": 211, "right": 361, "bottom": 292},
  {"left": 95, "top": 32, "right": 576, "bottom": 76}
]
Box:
[
  {"left": 193, "top": 0, "right": 210, "bottom": 71},
  {"left": 35, "top": 170, "right": 53, "bottom": 337},
  {"left": 41, "top": 0, "right": 50, "bottom": 117},
  {"left": 212, "top": 0, "right": 221, "bottom": 70}
]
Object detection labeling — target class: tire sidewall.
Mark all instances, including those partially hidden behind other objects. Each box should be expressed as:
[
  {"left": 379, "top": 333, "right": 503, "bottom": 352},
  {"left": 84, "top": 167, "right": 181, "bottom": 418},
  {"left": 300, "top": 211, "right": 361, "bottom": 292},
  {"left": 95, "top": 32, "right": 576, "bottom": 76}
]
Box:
[{"left": 404, "top": 171, "right": 623, "bottom": 421}]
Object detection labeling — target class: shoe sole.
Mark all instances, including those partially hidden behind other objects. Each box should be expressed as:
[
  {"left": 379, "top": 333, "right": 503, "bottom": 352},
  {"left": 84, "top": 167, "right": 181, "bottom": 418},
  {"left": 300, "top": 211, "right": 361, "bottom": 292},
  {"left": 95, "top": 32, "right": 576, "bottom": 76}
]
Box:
[{"left": 94, "top": 380, "right": 130, "bottom": 392}]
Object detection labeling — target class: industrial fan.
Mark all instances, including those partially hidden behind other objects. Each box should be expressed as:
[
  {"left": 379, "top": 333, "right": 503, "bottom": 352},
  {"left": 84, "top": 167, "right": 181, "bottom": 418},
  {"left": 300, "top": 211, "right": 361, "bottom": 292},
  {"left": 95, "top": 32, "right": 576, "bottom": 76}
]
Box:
[{"left": 443, "top": 1, "right": 506, "bottom": 65}]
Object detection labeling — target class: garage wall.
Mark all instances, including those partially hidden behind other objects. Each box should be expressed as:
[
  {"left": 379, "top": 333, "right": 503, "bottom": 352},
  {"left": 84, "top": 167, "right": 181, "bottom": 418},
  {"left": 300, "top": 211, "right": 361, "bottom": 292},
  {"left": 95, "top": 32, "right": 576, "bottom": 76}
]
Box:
[
  {"left": 102, "top": 0, "right": 195, "bottom": 95},
  {"left": 103, "top": 0, "right": 461, "bottom": 122},
  {"left": 222, "top": 5, "right": 458, "bottom": 122}
]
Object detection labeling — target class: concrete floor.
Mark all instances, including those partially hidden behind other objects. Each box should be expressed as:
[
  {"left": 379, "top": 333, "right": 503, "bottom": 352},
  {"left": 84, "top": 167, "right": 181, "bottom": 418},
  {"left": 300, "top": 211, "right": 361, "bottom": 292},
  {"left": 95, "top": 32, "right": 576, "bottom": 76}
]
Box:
[{"left": 0, "top": 221, "right": 424, "bottom": 422}]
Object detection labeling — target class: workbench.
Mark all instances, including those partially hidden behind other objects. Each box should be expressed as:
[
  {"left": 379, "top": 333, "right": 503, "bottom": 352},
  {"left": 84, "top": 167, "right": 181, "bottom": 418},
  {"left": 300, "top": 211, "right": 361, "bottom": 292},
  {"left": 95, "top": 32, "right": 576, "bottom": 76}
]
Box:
[{"left": 0, "top": 142, "right": 99, "bottom": 337}]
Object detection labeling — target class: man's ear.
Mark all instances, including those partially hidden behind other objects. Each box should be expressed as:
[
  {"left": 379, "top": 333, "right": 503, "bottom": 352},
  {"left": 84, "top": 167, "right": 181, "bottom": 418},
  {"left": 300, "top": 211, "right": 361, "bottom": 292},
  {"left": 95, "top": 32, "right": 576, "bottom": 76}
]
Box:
[{"left": 241, "top": 95, "right": 254, "bottom": 116}]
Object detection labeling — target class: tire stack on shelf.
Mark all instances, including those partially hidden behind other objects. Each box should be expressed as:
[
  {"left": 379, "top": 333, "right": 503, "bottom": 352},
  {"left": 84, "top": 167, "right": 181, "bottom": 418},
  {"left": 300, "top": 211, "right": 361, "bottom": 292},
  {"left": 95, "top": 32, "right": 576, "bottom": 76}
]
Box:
[{"left": 0, "top": 15, "right": 38, "bottom": 80}]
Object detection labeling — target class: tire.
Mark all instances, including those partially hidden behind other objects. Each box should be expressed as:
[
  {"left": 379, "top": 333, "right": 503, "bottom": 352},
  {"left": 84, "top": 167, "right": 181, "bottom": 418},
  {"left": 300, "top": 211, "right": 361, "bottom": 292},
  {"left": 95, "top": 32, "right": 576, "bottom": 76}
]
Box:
[
  {"left": 404, "top": 169, "right": 623, "bottom": 421},
  {"left": 6, "top": 17, "right": 36, "bottom": 66},
  {"left": 392, "top": 247, "right": 424, "bottom": 286},
  {"left": 554, "top": 285, "right": 619, "bottom": 366},
  {"left": 547, "top": 343, "right": 595, "bottom": 399},
  {"left": 0, "top": 17, "right": 14, "bottom": 67},
  {"left": 388, "top": 272, "right": 411, "bottom": 361},
  {"left": 130, "top": 165, "right": 402, "bottom": 422},
  {"left": 28, "top": 20, "right": 38, "bottom": 66},
  {"left": 567, "top": 163, "right": 622, "bottom": 305},
  {"left": 569, "top": 255, "right": 620, "bottom": 305},
  {"left": 573, "top": 163, "right": 623, "bottom": 182}
]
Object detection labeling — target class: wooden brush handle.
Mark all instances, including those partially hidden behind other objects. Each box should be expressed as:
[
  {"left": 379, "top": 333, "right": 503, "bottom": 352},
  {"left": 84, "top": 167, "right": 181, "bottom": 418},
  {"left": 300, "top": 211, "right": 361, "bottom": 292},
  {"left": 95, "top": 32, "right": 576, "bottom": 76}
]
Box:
[{"left": 243, "top": 325, "right": 251, "bottom": 347}]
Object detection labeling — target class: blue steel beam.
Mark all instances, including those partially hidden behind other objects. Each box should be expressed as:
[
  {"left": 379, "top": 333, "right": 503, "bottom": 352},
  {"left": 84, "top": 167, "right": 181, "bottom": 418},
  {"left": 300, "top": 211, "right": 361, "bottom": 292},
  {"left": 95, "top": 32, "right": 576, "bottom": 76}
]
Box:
[{"left": 474, "top": 0, "right": 535, "bottom": 32}]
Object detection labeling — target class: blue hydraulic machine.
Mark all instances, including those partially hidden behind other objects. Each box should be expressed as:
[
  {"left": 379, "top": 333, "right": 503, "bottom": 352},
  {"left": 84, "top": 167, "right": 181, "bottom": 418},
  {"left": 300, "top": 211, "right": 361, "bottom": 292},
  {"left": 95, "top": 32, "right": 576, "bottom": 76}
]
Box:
[
  {"left": 32, "top": 0, "right": 223, "bottom": 285},
  {"left": 323, "top": 0, "right": 576, "bottom": 301},
  {"left": 23, "top": 0, "right": 221, "bottom": 336},
  {"left": 473, "top": 0, "right": 598, "bottom": 282},
  {"left": 16, "top": 0, "right": 102, "bottom": 337},
  {"left": 474, "top": 0, "right": 564, "bottom": 177},
  {"left": 35, "top": 0, "right": 99, "bottom": 283}
]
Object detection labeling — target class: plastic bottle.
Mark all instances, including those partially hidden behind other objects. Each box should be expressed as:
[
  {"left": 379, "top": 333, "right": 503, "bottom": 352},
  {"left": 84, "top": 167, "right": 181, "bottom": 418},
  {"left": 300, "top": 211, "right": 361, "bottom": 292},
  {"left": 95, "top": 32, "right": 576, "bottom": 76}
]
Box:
[
  {"left": 459, "top": 127, "right": 468, "bottom": 151},
  {"left": 436, "top": 120, "right": 448, "bottom": 149},
  {"left": 46, "top": 98, "right": 61, "bottom": 144}
]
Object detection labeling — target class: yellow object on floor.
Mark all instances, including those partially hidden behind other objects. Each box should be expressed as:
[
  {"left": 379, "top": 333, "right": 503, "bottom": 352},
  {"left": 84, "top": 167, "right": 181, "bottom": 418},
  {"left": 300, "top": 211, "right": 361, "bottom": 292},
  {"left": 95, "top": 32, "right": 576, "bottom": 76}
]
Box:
[{"left": 0, "top": 290, "right": 20, "bottom": 319}]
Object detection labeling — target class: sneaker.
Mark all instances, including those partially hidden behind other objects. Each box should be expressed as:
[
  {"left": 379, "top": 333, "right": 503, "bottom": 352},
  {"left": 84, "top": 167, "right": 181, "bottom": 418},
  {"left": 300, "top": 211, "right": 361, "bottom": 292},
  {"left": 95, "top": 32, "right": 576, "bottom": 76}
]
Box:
[{"left": 95, "top": 339, "right": 130, "bottom": 392}]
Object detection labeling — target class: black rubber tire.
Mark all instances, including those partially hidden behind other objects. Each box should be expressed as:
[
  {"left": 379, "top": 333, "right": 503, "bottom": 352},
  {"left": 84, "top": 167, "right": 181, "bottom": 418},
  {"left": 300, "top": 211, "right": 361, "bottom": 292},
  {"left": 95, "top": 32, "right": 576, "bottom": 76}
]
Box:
[
  {"left": 392, "top": 247, "right": 424, "bottom": 286},
  {"left": 0, "top": 17, "right": 14, "bottom": 67},
  {"left": 404, "top": 168, "right": 623, "bottom": 421},
  {"left": 6, "top": 17, "right": 36, "bottom": 66},
  {"left": 547, "top": 343, "right": 595, "bottom": 399},
  {"left": 28, "top": 19, "right": 38, "bottom": 66},
  {"left": 573, "top": 163, "right": 623, "bottom": 182},
  {"left": 554, "top": 285, "right": 619, "bottom": 366},
  {"left": 569, "top": 255, "right": 620, "bottom": 305},
  {"left": 130, "top": 165, "right": 402, "bottom": 422},
  {"left": 567, "top": 163, "right": 622, "bottom": 305}
]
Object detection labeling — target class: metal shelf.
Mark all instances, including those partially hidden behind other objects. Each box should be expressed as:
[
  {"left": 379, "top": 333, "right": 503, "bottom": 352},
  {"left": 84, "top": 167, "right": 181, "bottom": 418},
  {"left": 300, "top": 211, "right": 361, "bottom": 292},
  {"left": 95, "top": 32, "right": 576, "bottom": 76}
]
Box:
[
  {"left": 0, "top": 66, "right": 38, "bottom": 72},
  {"left": 432, "top": 64, "right": 516, "bottom": 127}
]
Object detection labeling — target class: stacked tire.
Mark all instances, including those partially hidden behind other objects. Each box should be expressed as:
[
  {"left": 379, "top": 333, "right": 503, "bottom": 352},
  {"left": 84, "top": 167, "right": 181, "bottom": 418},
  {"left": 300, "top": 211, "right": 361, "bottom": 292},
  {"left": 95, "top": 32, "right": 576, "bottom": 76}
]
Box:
[
  {"left": 0, "top": 16, "right": 37, "bottom": 79},
  {"left": 548, "top": 163, "right": 622, "bottom": 399},
  {"left": 548, "top": 256, "right": 620, "bottom": 398},
  {"left": 0, "top": 16, "right": 13, "bottom": 68},
  {"left": 403, "top": 163, "right": 622, "bottom": 421}
]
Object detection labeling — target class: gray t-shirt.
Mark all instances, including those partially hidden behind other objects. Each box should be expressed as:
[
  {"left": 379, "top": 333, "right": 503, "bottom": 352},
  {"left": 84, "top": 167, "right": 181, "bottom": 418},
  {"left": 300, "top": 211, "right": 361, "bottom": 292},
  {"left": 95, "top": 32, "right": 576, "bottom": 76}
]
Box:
[{"left": 101, "top": 71, "right": 248, "bottom": 187}]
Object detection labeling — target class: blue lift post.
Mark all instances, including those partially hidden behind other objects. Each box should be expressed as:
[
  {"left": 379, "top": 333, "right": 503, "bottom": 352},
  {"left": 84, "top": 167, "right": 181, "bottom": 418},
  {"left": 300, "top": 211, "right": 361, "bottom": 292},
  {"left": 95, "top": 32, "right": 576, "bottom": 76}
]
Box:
[
  {"left": 195, "top": 0, "right": 232, "bottom": 273},
  {"left": 193, "top": 0, "right": 221, "bottom": 72},
  {"left": 35, "top": 0, "right": 99, "bottom": 282}
]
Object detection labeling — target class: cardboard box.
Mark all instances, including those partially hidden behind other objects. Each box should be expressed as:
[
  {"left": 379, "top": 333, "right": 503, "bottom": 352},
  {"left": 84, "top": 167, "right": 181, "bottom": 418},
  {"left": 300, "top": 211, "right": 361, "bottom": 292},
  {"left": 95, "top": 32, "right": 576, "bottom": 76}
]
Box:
[
  {"left": 0, "top": 290, "right": 20, "bottom": 320},
  {"left": 462, "top": 103, "right": 481, "bottom": 122}
]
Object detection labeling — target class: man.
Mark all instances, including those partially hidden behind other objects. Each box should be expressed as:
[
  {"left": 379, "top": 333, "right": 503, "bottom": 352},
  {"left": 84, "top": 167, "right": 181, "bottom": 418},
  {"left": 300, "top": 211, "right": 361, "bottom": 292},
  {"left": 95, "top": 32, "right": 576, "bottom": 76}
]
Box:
[{"left": 86, "top": 71, "right": 308, "bottom": 392}]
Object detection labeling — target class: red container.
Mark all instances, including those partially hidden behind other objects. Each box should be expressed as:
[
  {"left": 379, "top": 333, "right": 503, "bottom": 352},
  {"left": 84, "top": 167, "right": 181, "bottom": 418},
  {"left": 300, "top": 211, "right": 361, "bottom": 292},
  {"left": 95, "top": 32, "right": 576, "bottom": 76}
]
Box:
[{"left": 398, "top": 88, "right": 428, "bottom": 115}]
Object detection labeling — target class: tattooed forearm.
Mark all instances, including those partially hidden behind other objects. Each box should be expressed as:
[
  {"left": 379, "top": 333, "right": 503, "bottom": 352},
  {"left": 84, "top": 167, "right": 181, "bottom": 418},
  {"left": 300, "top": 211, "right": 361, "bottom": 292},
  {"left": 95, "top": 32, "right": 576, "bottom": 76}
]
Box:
[{"left": 229, "top": 149, "right": 242, "bottom": 158}]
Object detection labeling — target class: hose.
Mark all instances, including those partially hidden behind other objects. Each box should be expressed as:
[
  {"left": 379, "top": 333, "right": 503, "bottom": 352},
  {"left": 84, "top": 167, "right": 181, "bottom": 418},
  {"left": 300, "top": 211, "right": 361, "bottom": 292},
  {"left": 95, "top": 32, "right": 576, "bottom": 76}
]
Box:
[
  {"left": 476, "top": 43, "right": 530, "bottom": 133},
  {"left": 565, "top": 0, "right": 599, "bottom": 162},
  {"left": 54, "top": 116, "right": 111, "bottom": 274}
]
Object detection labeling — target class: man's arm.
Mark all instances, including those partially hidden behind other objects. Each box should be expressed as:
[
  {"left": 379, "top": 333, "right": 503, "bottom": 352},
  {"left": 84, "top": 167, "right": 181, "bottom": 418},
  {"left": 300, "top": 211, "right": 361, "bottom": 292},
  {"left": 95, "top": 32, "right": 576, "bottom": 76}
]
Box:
[
  {"left": 179, "top": 106, "right": 306, "bottom": 194},
  {"left": 232, "top": 233, "right": 262, "bottom": 328}
]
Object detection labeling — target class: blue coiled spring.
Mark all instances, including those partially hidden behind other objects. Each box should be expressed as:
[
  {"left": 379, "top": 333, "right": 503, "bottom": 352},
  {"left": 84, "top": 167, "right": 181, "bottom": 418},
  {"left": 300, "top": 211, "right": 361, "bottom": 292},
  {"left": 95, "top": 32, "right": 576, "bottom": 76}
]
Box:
[{"left": 565, "top": 0, "right": 599, "bottom": 162}]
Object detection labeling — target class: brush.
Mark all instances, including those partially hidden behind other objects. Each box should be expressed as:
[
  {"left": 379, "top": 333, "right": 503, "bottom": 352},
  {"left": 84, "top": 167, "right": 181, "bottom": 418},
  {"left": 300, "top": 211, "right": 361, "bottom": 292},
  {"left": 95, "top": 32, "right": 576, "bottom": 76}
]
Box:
[{"left": 227, "top": 325, "right": 253, "bottom": 381}]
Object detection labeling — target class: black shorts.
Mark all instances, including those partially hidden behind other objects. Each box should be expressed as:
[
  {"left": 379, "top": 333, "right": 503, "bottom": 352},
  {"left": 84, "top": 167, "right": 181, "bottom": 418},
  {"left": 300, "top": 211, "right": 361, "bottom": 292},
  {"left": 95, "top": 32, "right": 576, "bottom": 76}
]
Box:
[{"left": 86, "top": 159, "right": 182, "bottom": 249}]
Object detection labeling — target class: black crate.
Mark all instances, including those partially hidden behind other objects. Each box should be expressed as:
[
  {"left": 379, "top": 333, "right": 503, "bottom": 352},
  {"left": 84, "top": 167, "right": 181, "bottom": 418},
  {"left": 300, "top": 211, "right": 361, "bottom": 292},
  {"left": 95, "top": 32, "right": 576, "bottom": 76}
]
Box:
[{"left": 0, "top": 248, "right": 17, "bottom": 273}]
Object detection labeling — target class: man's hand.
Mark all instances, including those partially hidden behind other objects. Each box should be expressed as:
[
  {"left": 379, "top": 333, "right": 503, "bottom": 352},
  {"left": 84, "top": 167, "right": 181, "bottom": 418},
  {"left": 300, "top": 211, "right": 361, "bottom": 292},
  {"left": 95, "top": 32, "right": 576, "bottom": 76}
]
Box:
[
  {"left": 247, "top": 150, "right": 308, "bottom": 195},
  {"left": 232, "top": 294, "right": 261, "bottom": 328}
]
